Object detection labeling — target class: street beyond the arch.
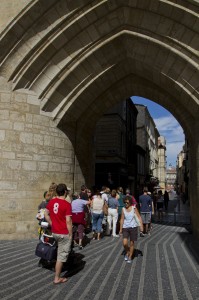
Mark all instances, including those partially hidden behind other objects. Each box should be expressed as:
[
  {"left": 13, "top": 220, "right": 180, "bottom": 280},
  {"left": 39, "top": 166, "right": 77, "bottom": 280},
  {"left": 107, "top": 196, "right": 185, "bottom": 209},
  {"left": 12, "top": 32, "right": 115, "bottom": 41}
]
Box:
[{"left": 1, "top": 200, "right": 199, "bottom": 300}]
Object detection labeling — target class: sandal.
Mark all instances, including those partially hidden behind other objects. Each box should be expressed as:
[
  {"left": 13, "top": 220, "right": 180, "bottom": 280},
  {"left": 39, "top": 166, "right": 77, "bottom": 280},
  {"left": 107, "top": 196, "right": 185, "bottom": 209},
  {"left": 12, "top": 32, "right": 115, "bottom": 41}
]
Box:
[{"left": 53, "top": 277, "right": 68, "bottom": 284}]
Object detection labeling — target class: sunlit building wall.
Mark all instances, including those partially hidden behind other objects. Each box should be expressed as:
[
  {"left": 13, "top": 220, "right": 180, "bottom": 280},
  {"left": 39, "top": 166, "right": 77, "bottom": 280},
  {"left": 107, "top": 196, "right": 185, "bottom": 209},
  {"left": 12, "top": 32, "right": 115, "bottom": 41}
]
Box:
[
  {"left": 135, "top": 104, "right": 159, "bottom": 176},
  {"left": 158, "top": 136, "right": 167, "bottom": 191}
]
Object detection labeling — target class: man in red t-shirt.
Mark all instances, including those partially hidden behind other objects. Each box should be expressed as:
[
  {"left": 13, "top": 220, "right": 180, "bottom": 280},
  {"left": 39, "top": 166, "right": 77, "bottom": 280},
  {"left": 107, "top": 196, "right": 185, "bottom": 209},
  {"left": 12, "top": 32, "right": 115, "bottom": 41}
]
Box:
[{"left": 44, "top": 183, "right": 72, "bottom": 284}]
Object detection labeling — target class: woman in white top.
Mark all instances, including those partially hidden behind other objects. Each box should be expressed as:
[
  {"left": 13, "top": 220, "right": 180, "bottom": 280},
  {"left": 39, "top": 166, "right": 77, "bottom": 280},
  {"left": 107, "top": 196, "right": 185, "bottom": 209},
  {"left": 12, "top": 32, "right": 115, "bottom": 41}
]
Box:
[
  {"left": 91, "top": 192, "right": 104, "bottom": 240},
  {"left": 120, "top": 195, "right": 143, "bottom": 263}
]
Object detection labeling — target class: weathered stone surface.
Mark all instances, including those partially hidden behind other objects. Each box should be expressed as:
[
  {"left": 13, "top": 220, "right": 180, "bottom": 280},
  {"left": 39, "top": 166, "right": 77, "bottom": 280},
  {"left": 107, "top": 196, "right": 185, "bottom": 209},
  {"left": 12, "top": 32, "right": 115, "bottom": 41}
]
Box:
[{"left": 0, "top": 0, "right": 198, "bottom": 239}]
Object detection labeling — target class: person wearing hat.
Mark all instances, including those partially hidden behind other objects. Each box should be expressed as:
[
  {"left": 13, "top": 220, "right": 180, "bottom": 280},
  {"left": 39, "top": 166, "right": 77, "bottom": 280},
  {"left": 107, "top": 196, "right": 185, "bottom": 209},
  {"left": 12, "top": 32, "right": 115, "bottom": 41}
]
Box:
[{"left": 44, "top": 183, "right": 72, "bottom": 284}]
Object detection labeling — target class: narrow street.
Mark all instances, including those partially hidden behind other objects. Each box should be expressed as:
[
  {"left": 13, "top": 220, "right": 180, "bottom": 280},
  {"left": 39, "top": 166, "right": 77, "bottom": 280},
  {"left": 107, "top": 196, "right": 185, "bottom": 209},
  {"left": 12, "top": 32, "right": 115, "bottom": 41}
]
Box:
[{"left": 1, "top": 200, "right": 199, "bottom": 300}]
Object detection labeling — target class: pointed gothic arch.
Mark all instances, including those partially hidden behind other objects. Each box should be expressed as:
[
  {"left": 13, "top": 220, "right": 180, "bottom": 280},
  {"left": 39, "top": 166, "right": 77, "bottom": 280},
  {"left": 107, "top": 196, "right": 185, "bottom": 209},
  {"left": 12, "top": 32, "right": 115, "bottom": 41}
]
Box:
[{"left": 0, "top": 0, "right": 198, "bottom": 238}]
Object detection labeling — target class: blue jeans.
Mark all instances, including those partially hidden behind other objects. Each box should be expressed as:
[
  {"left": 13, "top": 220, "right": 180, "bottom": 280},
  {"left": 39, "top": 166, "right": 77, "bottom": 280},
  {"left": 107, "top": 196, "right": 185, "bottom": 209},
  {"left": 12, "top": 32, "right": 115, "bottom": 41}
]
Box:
[{"left": 92, "top": 213, "right": 104, "bottom": 233}]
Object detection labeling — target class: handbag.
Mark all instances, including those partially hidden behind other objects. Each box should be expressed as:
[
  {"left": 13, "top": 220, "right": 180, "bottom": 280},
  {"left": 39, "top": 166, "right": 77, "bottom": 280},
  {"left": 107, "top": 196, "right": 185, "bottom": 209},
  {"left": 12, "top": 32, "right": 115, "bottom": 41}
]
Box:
[
  {"left": 134, "top": 208, "right": 141, "bottom": 226},
  {"left": 35, "top": 241, "right": 57, "bottom": 261},
  {"left": 103, "top": 201, "right": 108, "bottom": 216}
]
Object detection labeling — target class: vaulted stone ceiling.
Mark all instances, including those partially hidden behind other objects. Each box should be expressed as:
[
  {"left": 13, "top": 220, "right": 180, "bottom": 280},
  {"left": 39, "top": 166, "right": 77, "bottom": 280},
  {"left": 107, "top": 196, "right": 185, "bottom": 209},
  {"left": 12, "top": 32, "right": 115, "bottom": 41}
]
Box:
[{"left": 0, "top": 0, "right": 198, "bottom": 161}]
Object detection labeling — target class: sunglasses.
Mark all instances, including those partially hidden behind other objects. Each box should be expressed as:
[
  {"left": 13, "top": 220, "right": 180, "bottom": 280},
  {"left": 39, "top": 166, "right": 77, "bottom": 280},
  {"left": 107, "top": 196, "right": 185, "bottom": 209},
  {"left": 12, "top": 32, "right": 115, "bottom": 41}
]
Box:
[{"left": 124, "top": 202, "right": 130, "bottom": 205}]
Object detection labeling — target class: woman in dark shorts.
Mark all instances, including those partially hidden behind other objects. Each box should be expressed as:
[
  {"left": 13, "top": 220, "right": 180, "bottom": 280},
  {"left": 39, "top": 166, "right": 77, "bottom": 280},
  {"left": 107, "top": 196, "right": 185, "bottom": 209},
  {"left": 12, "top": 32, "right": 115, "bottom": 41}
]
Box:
[{"left": 119, "top": 196, "right": 143, "bottom": 263}]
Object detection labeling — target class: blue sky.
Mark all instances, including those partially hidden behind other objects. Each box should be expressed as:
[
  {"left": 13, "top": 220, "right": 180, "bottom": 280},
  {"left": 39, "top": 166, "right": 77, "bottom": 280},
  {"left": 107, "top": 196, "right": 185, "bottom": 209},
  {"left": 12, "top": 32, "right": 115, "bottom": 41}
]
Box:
[{"left": 132, "top": 96, "right": 185, "bottom": 167}]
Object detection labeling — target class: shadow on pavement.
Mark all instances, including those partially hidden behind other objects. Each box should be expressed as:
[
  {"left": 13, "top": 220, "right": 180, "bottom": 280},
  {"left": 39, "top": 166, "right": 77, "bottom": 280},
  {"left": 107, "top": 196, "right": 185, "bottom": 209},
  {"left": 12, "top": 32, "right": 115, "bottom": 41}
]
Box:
[
  {"left": 63, "top": 251, "right": 86, "bottom": 278},
  {"left": 37, "top": 250, "right": 86, "bottom": 278},
  {"left": 177, "top": 231, "right": 199, "bottom": 265}
]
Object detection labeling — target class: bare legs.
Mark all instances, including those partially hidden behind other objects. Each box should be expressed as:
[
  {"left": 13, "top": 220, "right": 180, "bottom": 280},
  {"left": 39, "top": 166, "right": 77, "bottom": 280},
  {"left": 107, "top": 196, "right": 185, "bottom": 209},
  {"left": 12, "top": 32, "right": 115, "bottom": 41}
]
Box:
[
  {"left": 54, "top": 261, "right": 67, "bottom": 284},
  {"left": 97, "top": 232, "right": 100, "bottom": 240},
  {"left": 73, "top": 224, "right": 84, "bottom": 249},
  {"left": 129, "top": 241, "right": 134, "bottom": 259},
  {"left": 123, "top": 238, "right": 134, "bottom": 260}
]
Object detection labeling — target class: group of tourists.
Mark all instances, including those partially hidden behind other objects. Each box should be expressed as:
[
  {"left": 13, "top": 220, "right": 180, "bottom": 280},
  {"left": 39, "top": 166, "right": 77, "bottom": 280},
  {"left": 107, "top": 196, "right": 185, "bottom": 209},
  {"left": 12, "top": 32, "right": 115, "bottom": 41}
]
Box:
[{"left": 37, "top": 182, "right": 167, "bottom": 284}]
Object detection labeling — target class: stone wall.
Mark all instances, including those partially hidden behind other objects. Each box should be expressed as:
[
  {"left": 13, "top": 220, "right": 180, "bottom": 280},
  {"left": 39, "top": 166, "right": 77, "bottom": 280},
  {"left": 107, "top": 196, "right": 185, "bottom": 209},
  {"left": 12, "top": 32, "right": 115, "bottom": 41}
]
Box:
[
  {"left": 0, "top": 80, "right": 83, "bottom": 239},
  {"left": 0, "top": 0, "right": 199, "bottom": 241}
]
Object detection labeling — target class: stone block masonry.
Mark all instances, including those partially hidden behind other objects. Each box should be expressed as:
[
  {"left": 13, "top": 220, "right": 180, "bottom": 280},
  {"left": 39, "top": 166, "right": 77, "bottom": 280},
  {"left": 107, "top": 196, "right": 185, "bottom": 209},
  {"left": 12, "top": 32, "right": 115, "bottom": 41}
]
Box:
[
  {"left": 0, "top": 87, "right": 83, "bottom": 239},
  {"left": 0, "top": 0, "right": 199, "bottom": 240}
]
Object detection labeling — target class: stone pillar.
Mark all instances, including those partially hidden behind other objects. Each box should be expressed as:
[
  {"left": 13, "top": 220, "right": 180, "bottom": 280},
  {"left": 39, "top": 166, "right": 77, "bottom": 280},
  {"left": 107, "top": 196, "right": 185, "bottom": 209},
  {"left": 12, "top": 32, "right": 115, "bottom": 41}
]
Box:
[
  {"left": 0, "top": 81, "right": 84, "bottom": 239},
  {"left": 189, "top": 122, "right": 199, "bottom": 239}
]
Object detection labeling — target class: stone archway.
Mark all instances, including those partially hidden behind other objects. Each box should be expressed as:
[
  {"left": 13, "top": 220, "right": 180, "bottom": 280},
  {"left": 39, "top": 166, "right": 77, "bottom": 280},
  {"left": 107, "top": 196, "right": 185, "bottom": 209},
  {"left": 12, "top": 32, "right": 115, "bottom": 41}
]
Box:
[{"left": 0, "top": 0, "right": 198, "bottom": 239}]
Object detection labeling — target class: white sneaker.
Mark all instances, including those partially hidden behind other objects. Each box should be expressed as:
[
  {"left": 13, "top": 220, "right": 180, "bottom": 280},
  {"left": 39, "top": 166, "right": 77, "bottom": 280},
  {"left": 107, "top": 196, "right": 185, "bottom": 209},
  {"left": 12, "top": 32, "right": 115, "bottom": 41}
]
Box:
[
  {"left": 112, "top": 234, "right": 119, "bottom": 237},
  {"left": 124, "top": 255, "right": 128, "bottom": 261}
]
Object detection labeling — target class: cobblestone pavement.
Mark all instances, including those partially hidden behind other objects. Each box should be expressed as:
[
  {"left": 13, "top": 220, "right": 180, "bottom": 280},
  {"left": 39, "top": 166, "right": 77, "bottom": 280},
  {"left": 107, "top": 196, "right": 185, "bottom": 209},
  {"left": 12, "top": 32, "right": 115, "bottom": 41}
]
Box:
[{"left": 1, "top": 201, "right": 199, "bottom": 300}]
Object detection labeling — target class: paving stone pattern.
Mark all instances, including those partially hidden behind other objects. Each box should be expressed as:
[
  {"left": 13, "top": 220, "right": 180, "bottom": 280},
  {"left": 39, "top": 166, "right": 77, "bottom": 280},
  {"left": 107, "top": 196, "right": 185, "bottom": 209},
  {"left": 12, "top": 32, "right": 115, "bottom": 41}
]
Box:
[{"left": 0, "top": 202, "right": 199, "bottom": 300}]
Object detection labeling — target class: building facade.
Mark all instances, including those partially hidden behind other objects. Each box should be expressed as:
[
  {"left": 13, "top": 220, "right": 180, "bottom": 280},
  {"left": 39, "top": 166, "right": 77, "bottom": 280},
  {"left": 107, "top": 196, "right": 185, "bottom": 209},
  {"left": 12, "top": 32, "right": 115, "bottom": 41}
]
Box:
[
  {"left": 135, "top": 104, "right": 161, "bottom": 193},
  {"left": 166, "top": 164, "right": 177, "bottom": 191},
  {"left": 158, "top": 136, "right": 167, "bottom": 191},
  {"left": 95, "top": 99, "right": 138, "bottom": 193},
  {"left": 176, "top": 139, "right": 189, "bottom": 203}
]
